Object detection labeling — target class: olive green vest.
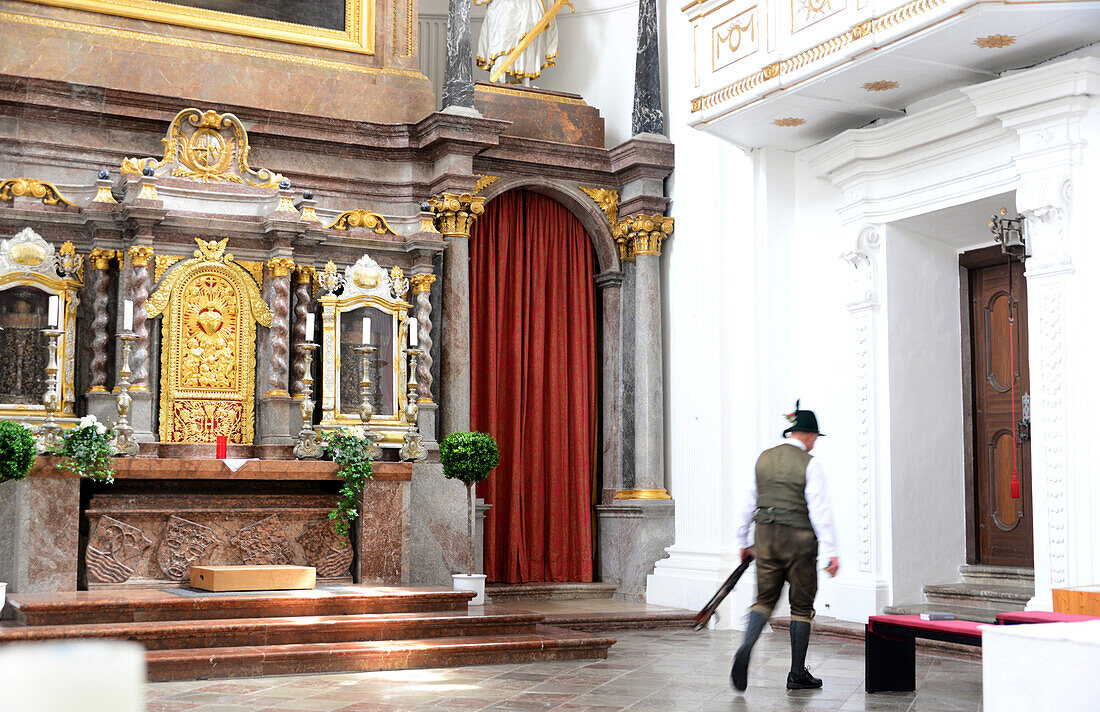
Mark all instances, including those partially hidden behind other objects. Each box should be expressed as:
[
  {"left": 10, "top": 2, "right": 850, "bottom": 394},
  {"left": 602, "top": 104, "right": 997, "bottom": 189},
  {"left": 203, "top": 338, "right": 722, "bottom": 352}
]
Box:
[{"left": 753, "top": 443, "right": 813, "bottom": 530}]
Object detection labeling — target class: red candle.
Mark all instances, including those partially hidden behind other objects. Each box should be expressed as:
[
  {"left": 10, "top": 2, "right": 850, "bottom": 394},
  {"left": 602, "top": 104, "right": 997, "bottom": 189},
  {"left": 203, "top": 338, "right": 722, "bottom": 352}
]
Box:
[{"left": 216, "top": 435, "right": 228, "bottom": 459}]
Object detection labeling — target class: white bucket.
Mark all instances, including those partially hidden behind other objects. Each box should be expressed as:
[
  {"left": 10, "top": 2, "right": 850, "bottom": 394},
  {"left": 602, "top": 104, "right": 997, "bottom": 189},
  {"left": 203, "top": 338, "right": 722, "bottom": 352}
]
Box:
[
  {"left": 0, "top": 582, "right": 6, "bottom": 616},
  {"left": 452, "top": 573, "right": 487, "bottom": 605}
]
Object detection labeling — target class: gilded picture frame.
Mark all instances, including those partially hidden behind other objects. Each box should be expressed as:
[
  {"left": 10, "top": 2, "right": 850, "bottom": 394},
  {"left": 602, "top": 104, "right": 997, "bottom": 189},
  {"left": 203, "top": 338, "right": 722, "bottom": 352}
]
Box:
[{"left": 24, "top": 0, "right": 375, "bottom": 55}]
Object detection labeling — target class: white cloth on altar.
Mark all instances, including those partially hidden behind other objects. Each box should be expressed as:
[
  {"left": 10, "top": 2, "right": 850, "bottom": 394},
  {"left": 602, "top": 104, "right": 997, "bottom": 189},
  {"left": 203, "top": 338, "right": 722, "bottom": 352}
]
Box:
[
  {"left": 476, "top": 0, "right": 559, "bottom": 81},
  {"left": 219, "top": 458, "right": 257, "bottom": 472}
]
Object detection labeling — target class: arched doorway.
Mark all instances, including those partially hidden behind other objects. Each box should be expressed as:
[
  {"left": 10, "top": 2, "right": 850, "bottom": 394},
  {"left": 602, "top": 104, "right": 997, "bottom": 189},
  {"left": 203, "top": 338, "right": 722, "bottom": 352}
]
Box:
[{"left": 470, "top": 189, "right": 599, "bottom": 583}]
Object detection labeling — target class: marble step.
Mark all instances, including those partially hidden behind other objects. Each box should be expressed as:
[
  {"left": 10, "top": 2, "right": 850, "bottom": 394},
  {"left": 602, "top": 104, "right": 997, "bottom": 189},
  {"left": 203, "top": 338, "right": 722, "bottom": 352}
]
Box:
[
  {"left": 539, "top": 609, "right": 696, "bottom": 632},
  {"left": 881, "top": 603, "right": 1002, "bottom": 624},
  {"left": 144, "top": 625, "right": 616, "bottom": 681},
  {"left": 923, "top": 582, "right": 1031, "bottom": 611},
  {"left": 5, "top": 585, "right": 474, "bottom": 626},
  {"left": 959, "top": 565, "right": 1034, "bottom": 586},
  {"left": 0, "top": 608, "right": 543, "bottom": 650},
  {"left": 485, "top": 582, "right": 618, "bottom": 602}
]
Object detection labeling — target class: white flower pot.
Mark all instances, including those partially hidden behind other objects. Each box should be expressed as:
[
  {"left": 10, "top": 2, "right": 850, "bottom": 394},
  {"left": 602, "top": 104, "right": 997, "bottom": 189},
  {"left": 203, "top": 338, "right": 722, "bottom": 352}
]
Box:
[
  {"left": 452, "top": 573, "right": 487, "bottom": 605},
  {"left": 0, "top": 582, "right": 6, "bottom": 615}
]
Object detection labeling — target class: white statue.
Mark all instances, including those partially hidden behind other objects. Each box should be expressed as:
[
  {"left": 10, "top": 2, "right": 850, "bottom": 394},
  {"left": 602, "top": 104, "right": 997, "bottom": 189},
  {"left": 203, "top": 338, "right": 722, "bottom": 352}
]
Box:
[{"left": 476, "top": 0, "right": 569, "bottom": 85}]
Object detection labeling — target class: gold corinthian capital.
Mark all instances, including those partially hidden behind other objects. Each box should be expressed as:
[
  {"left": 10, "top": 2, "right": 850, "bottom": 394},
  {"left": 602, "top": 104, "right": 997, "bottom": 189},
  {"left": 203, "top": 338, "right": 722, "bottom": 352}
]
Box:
[
  {"left": 410, "top": 273, "right": 437, "bottom": 294},
  {"left": 621, "top": 214, "right": 674, "bottom": 257},
  {"left": 267, "top": 257, "right": 296, "bottom": 278},
  {"left": 89, "top": 249, "right": 119, "bottom": 270},
  {"left": 128, "top": 246, "right": 155, "bottom": 267},
  {"left": 427, "top": 193, "right": 486, "bottom": 238}
]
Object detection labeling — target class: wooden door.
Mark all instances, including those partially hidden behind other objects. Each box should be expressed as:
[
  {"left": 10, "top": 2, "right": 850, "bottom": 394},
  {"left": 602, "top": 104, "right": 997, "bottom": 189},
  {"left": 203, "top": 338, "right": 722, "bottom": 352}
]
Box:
[{"left": 968, "top": 257, "right": 1033, "bottom": 566}]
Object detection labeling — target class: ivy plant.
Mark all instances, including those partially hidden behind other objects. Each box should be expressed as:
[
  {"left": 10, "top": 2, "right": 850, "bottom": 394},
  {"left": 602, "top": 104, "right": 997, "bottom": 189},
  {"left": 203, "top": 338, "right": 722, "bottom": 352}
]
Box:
[
  {"left": 439, "top": 431, "right": 500, "bottom": 574},
  {"left": 323, "top": 428, "right": 375, "bottom": 539},
  {"left": 0, "top": 420, "right": 37, "bottom": 482},
  {"left": 54, "top": 415, "right": 115, "bottom": 484}
]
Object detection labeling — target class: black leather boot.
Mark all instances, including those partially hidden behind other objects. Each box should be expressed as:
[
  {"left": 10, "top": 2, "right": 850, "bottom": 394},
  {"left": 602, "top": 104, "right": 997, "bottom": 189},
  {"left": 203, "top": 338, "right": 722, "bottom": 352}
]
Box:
[
  {"left": 786, "top": 620, "right": 823, "bottom": 689},
  {"left": 730, "top": 610, "right": 768, "bottom": 691}
]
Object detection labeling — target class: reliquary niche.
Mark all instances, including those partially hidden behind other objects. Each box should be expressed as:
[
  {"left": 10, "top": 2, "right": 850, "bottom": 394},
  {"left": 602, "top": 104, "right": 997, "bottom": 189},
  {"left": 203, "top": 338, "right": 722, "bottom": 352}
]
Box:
[
  {"left": 0, "top": 228, "right": 82, "bottom": 424},
  {"left": 148, "top": 238, "right": 272, "bottom": 445},
  {"left": 318, "top": 254, "right": 414, "bottom": 445}
]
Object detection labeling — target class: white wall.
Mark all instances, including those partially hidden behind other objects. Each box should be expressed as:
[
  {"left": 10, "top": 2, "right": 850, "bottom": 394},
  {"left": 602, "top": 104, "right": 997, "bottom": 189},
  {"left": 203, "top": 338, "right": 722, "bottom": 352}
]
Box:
[
  {"left": 882, "top": 224, "right": 966, "bottom": 605},
  {"left": 418, "top": 0, "right": 639, "bottom": 147}
]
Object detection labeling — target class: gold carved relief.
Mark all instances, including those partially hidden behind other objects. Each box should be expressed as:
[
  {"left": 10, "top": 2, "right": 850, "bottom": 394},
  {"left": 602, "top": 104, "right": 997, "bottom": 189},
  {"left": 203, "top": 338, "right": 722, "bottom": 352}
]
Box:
[
  {"left": 238, "top": 260, "right": 266, "bottom": 287},
  {"left": 148, "top": 238, "right": 272, "bottom": 445},
  {"left": 713, "top": 7, "right": 758, "bottom": 71},
  {"left": 154, "top": 255, "right": 183, "bottom": 283},
  {"left": 0, "top": 178, "right": 75, "bottom": 207},
  {"left": 473, "top": 175, "right": 501, "bottom": 195},
  {"left": 121, "top": 108, "right": 285, "bottom": 188},
  {"left": 326, "top": 210, "right": 396, "bottom": 234}
]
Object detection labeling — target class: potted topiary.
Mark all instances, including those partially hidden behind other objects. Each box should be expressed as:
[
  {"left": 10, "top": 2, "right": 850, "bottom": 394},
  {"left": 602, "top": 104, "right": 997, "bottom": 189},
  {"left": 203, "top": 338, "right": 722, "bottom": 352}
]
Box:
[
  {"left": 439, "top": 431, "right": 500, "bottom": 605},
  {"left": 0, "top": 420, "right": 37, "bottom": 609},
  {"left": 0, "top": 421, "right": 36, "bottom": 483}
]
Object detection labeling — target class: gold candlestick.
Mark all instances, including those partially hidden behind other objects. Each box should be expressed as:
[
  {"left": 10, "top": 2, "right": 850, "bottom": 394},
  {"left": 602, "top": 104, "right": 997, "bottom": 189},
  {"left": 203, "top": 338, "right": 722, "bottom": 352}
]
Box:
[
  {"left": 399, "top": 348, "right": 427, "bottom": 461},
  {"left": 36, "top": 328, "right": 64, "bottom": 452},
  {"left": 110, "top": 332, "right": 139, "bottom": 456},
  {"left": 354, "top": 344, "right": 382, "bottom": 460},
  {"left": 294, "top": 342, "right": 324, "bottom": 459}
]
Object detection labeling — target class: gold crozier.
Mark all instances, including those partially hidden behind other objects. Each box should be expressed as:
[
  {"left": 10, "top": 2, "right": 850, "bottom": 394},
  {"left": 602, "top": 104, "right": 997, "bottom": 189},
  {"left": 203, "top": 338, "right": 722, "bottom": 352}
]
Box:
[{"left": 148, "top": 239, "right": 272, "bottom": 444}]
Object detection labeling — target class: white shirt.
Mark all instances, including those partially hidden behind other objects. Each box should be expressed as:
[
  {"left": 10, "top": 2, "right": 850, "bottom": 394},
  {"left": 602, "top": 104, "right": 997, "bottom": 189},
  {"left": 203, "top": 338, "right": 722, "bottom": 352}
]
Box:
[{"left": 735, "top": 438, "right": 839, "bottom": 561}]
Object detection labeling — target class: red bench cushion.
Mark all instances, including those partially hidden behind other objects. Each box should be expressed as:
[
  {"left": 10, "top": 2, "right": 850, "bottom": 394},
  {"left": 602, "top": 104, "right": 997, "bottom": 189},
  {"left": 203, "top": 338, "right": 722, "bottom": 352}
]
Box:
[
  {"left": 995, "top": 611, "right": 1099, "bottom": 625},
  {"left": 868, "top": 614, "right": 985, "bottom": 638}
]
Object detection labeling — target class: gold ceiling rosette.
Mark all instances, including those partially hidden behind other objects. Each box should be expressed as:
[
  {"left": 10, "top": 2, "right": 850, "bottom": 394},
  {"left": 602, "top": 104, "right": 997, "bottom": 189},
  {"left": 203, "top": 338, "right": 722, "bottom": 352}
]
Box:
[
  {"left": 148, "top": 238, "right": 273, "bottom": 445},
  {"left": 121, "top": 108, "right": 286, "bottom": 188}
]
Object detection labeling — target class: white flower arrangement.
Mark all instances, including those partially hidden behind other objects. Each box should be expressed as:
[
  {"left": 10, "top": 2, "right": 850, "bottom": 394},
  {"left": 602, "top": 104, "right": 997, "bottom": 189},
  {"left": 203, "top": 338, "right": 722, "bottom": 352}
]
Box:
[
  {"left": 78, "top": 414, "right": 108, "bottom": 435},
  {"left": 343, "top": 425, "right": 366, "bottom": 439}
]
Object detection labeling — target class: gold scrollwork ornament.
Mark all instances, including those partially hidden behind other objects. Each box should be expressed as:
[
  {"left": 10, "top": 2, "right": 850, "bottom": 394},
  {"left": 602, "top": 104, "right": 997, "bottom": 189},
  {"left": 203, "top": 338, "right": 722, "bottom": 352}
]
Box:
[
  {"left": 121, "top": 108, "right": 285, "bottom": 188},
  {"left": 0, "top": 178, "right": 75, "bottom": 207}
]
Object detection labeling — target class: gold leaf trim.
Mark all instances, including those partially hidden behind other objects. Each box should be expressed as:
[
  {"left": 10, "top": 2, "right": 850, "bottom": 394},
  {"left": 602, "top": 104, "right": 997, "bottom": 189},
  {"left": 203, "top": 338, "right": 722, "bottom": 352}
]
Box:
[
  {"left": 691, "top": 0, "right": 950, "bottom": 113},
  {"left": 0, "top": 11, "right": 423, "bottom": 76}
]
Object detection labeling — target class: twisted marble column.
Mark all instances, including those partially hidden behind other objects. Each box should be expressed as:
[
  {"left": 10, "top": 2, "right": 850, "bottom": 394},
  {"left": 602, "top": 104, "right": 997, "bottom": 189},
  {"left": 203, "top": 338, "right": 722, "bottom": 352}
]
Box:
[
  {"left": 266, "top": 257, "right": 295, "bottom": 396},
  {"left": 410, "top": 274, "right": 436, "bottom": 402},
  {"left": 291, "top": 267, "right": 314, "bottom": 398},
  {"left": 87, "top": 249, "right": 115, "bottom": 393},
  {"left": 128, "top": 246, "right": 154, "bottom": 390}
]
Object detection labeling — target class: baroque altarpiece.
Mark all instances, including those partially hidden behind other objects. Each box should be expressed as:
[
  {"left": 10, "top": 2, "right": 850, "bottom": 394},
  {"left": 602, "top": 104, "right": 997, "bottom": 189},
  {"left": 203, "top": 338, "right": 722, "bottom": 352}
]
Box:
[{"left": 0, "top": 0, "right": 675, "bottom": 598}]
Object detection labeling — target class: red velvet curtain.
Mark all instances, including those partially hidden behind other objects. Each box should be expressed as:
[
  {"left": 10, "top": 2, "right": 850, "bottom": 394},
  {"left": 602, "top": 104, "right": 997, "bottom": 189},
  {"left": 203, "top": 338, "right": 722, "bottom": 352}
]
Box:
[{"left": 471, "top": 190, "right": 597, "bottom": 583}]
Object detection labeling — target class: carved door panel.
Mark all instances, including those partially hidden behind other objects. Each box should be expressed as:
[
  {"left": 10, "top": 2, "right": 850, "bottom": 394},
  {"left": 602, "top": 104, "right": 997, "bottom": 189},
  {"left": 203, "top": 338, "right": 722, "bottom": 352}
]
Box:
[{"left": 969, "top": 258, "right": 1033, "bottom": 567}]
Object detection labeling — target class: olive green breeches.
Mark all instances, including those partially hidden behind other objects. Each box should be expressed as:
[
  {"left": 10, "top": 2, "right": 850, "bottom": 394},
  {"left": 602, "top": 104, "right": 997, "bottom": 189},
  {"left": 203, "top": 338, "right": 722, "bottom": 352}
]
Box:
[{"left": 750, "top": 522, "right": 819, "bottom": 624}]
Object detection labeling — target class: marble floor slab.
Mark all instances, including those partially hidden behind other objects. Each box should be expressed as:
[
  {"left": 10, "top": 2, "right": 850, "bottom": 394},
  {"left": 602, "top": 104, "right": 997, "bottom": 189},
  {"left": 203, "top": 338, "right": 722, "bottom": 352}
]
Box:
[{"left": 145, "top": 628, "right": 983, "bottom": 712}]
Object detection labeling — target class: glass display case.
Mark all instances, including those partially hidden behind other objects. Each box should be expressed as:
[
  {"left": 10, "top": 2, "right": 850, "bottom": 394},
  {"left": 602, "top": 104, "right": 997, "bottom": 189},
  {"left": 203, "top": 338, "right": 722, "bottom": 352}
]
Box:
[{"left": 318, "top": 255, "right": 413, "bottom": 446}]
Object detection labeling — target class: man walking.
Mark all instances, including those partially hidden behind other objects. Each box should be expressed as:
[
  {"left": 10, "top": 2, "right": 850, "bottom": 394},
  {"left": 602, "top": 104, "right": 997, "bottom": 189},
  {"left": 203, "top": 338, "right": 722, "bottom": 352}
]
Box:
[{"left": 731, "top": 401, "right": 839, "bottom": 691}]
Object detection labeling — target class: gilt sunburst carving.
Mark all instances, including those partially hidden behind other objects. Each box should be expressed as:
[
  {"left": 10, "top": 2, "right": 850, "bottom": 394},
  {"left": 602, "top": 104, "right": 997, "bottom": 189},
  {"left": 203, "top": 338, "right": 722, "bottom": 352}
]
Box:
[
  {"left": 974, "top": 34, "right": 1016, "bottom": 49},
  {"left": 773, "top": 117, "right": 806, "bottom": 127}
]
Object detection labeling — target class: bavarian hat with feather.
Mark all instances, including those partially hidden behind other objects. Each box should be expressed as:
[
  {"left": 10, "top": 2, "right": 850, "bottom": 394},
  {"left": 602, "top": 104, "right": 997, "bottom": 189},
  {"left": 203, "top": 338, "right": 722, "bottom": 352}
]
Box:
[{"left": 783, "top": 399, "right": 824, "bottom": 437}]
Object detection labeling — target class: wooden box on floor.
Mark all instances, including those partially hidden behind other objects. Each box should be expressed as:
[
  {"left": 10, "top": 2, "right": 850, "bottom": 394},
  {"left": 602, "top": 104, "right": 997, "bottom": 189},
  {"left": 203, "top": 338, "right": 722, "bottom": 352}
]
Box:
[{"left": 190, "top": 565, "right": 316, "bottom": 592}]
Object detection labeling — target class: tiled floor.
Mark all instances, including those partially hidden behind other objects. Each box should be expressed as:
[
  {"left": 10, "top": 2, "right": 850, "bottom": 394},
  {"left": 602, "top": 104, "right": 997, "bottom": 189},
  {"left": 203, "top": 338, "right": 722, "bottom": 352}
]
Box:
[{"left": 145, "top": 628, "right": 982, "bottom": 712}]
